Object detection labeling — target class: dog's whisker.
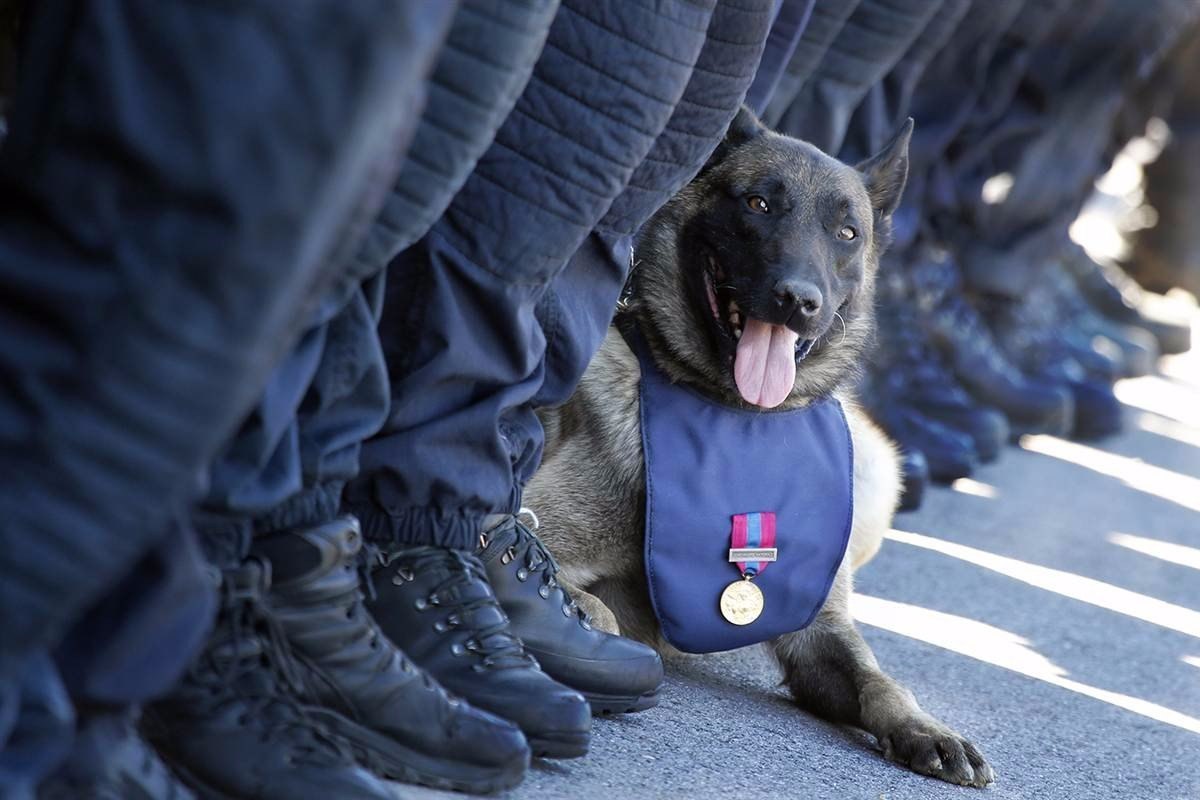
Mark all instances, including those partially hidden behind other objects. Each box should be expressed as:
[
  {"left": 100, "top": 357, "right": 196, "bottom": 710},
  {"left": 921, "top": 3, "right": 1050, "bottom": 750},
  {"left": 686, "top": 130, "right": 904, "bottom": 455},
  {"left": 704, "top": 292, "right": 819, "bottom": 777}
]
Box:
[{"left": 834, "top": 311, "right": 847, "bottom": 345}]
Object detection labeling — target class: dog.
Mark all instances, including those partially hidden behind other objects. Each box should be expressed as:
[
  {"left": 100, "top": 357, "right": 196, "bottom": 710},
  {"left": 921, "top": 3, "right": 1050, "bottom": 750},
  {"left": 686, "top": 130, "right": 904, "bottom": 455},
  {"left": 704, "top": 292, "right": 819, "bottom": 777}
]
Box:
[{"left": 525, "top": 107, "right": 994, "bottom": 788}]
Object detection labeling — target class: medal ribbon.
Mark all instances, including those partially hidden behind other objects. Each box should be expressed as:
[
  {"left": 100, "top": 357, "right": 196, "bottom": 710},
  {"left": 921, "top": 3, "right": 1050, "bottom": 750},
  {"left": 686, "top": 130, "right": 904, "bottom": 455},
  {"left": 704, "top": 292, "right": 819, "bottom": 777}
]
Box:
[{"left": 730, "top": 512, "right": 776, "bottom": 578}]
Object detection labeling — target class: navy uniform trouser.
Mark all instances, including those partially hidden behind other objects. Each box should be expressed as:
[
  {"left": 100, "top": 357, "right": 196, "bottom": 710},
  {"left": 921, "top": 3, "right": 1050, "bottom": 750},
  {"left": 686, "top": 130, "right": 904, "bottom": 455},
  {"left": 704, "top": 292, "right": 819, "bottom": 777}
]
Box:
[
  {"left": 200, "top": 0, "right": 793, "bottom": 567},
  {"left": 946, "top": 0, "right": 1200, "bottom": 295},
  {"left": 769, "top": 0, "right": 948, "bottom": 154},
  {"left": 0, "top": 0, "right": 458, "bottom": 792}
]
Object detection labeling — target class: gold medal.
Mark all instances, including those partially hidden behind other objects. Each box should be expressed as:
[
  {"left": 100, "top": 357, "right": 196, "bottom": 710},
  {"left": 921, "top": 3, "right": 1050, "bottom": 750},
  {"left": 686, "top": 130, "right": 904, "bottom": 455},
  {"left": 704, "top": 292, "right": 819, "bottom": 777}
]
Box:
[{"left": 719, "top": 577, "right": 764, "bottom": 625}]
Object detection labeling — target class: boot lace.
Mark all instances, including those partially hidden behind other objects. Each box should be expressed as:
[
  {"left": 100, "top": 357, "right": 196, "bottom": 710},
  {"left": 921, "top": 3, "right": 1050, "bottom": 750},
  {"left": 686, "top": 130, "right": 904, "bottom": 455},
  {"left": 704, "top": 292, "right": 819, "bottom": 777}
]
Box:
[
  {"left": 181, "top": 569, "right": 355, "bottom": 766},
  {"left": 377, "top": 545, "right": 536, "bottom": 671},
  {"left": 484, "top": 510, "right": 593, "bottom": 631},
  {"left": 356, "top": 543, "right": 459, "bottom": 692}
]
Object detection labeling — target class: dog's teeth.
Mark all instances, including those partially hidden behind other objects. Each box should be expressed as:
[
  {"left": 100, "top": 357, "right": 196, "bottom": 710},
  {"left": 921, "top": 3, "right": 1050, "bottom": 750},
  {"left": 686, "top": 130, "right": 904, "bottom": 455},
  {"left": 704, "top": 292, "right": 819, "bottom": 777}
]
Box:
[
  {"left": 729, "top": 300, "right": 740, "bottom": 313},
  {"left": 733, "top": 328, "right": 742, "bottom": 340},
  {"left": 729, "top": 312, "right": 740, "bottom": 326}
]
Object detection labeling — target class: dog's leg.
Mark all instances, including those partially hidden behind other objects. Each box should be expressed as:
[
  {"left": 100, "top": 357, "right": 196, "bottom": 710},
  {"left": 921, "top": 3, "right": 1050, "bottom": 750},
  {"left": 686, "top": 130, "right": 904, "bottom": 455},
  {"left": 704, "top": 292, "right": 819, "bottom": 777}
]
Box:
[
  {"left": 561, "top": 579, "right": 621, "bottom": 635},
  {"left": 768, "top": 572, "right": 994, "bottom": 788}
]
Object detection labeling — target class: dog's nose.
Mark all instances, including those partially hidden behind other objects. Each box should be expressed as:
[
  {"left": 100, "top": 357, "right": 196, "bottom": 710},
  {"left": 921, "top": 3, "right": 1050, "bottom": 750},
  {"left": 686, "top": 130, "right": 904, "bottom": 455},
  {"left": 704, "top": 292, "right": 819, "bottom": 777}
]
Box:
[{"left": 773, "top": 279, "right": 822, "bottom": 319}]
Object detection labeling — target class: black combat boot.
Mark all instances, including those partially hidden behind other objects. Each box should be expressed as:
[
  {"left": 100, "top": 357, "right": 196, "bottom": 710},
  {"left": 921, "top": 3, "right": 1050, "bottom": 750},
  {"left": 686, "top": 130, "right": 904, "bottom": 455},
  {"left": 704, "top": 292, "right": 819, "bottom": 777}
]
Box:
[
  {"left": 861, "top": 274, "right": 990, "bottom": 480},
  {"left": 1046, "top": 254, "right": 1158, "bottom": 379},
  {"left": 897, "top": 448, "right": 929, "bottom": 512},
  {"left": 250, "top": 518, "right": 529, "bottom": 793},
  {"left": 1065, "top": 240, "right": 1192, "bottom": 355},
  {"left": 867, "top": 399, "right": 978, "bottom": 482},
  {"left": 366, "top": 544, "right": 592, "bottom": 759},
  {"left": 978, "top": 284, "right": 1124, "bottom": 441},
  {"left": 909, "top": 252, "right": 1075, "bottom": 438},
  {"left": 478, "top": 512, "right": 664, "bottom": 715},
  {"left": 144, "top": 561, "right": 396, "bottom": 800},
  {"left": 870, "top": 278, "right": 1011, "bottom": 463},
  {"left": 38, "top": 707, "right": 194, "bottom": 800}
]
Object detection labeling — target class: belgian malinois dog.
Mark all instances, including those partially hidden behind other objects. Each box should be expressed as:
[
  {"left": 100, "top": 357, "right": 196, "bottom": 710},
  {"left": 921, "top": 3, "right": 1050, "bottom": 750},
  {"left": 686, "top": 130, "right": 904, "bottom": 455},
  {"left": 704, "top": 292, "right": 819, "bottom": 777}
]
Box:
[{"left": 526, "top": 107, "right": 993, "bottom": 788}]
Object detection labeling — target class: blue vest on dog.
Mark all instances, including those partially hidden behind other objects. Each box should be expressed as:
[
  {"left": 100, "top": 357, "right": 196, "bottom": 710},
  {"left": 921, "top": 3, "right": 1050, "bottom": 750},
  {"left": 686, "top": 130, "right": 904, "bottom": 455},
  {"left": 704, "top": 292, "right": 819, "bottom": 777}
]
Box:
[{"left": 623, "top": 322, "right": 854, "bottom": 654}]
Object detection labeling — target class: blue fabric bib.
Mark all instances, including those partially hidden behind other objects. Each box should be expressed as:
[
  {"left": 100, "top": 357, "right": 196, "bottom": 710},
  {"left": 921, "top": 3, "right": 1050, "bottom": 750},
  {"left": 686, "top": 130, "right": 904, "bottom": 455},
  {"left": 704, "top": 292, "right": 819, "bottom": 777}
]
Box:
[{"left": 623, "top": 323, "right": 854, "bottom": 654}]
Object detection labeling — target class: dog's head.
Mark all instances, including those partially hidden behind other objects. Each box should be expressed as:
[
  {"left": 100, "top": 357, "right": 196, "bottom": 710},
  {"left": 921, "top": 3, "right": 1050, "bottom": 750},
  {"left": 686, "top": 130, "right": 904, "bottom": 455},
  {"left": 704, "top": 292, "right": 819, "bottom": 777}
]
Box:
[{"left": 632, "top": 107, "right": 911, "bottom": 408}]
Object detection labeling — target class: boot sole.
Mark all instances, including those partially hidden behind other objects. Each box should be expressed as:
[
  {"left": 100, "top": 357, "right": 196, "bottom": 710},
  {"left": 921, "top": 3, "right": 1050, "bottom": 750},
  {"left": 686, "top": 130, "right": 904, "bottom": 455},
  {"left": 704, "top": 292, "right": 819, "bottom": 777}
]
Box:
[
  {"left": 585, "top": 687, "right": 661, "bottom": 716},
  {"left": 313, "top": 708, "right": 530, "bottom": 795},
  {"left": 527, "top": 729, "right": 590, "bottom": 760}
]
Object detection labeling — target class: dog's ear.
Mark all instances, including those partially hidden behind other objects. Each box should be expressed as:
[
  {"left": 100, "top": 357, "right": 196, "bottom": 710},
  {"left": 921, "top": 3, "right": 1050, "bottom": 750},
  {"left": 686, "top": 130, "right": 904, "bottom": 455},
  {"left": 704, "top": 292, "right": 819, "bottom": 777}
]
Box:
[
  {"left": 724, "top": 104, "right": 765, "bottom": 147},
  {"left": 703, "top": 105, "right": 766, "bottom": 170},
  {"left": 856, "top": 118, "right": 912, "bottom": 218}
]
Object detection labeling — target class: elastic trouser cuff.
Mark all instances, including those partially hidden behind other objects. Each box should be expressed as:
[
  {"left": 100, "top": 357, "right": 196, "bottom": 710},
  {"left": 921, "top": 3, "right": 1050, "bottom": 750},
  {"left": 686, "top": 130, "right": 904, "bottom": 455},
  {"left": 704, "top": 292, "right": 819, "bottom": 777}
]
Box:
[
  {"left": 353, "top": 506, "right": 486, "bottom": 552},
  {"left": 195, "top": 482, "right": 346, "bottom": 568}
]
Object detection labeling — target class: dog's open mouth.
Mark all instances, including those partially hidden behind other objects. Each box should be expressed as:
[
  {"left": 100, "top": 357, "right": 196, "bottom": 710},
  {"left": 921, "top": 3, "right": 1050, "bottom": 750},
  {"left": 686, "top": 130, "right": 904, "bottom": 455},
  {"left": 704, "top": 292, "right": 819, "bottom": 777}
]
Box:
[{"left": 704, "top": 256, "right": 815, "bottom": 409}]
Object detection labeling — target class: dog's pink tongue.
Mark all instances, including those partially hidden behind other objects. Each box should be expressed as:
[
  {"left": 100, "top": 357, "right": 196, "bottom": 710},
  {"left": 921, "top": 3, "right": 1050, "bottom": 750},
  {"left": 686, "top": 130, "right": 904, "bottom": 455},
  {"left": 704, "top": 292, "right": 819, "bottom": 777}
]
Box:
[{"left": 734, "top": 319, "right": 799, "bottom": 408}]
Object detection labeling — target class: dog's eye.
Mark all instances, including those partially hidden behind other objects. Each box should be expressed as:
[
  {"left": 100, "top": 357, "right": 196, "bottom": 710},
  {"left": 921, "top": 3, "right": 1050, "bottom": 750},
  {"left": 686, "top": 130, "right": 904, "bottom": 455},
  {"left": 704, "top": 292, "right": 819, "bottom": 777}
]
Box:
[
  {"left": 837, "top": 225, "right": 857, "bottom": 241},
  {"left": 746, "top": 195, "right": 770, "bottom": 214}
]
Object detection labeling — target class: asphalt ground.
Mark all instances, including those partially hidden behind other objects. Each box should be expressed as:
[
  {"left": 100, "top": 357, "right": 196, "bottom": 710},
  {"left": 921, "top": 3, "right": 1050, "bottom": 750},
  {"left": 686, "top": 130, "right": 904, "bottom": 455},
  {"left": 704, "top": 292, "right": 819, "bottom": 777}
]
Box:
[{"left": 400, "top": 305, "right": 1200, "bottom": 800}]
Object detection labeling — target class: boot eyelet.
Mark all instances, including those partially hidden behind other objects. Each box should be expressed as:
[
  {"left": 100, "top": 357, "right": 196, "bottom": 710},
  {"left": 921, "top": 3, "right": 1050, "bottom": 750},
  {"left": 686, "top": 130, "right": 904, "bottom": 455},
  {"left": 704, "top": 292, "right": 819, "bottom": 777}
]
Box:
[
  {"left": 538, "top": 585, "right": 550, "bottom": 599},
  {"left": 516, "top": 568, "right": 528, "bottom": 581},
  {"left": 434, "top": 621, "right": 448, "bottom": 633},
  {"left": 392, "top": 575, "right": 405, "bottom": 586},
  {"left": 561, "top": 604, "right": 572, "bottom": 617},
  {"left": 581, "top": 620, "right": 593, "bottom": 631},
  {"left": 450, "top": 643, "right": 466, "bottom": 656},
  {"left": 500, "top": 551, "right": 513, "bottom": 565},
  {"left": 414, "top": 598, "right": 429, "bottom": 611},
  {"left": 345, "top": 608, "right": 354, "bottom": 620}
]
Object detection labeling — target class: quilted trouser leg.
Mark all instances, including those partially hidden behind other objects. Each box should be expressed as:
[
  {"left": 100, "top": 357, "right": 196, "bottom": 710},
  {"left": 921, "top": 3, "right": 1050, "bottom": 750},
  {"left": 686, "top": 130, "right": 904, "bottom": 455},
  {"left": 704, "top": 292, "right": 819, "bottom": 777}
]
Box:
[
  {"left": 349, "top": 0, "right": 561, "bottom": 278},
  {"left": 531, "top": 0, "right": 778, "bottom": 418},
  {"left": 0, "top": 0, "right": 451, "bottom": 685},
  {"left": 0, "top": 653, "right": 73, "bottom": 797},
  {"left": 906, "top": 0, "right": 1028, "bottom": 171},
  {"left": 773, "top": 0, "right": 946, "bottom": 154},
  {"left": 194, "top": 281, "right": 391, "bottom": 567},
  {"left": 347, "top": 0, "right": 724, "bottom": 550},
  {"left": 955, "top": 0, "right": 1200, "bottom": 297},
  {"left": 838, "top": 0, "right": 972, "bottom": 165},
  {"left": 745, "top": 0, "right": 816, "bottom": 115},
  {"left": 193, "top": 0, "right": 556, "bottom": 567},
  {"left": 761, "top": 0, "right": 863, "bottom": 129}
]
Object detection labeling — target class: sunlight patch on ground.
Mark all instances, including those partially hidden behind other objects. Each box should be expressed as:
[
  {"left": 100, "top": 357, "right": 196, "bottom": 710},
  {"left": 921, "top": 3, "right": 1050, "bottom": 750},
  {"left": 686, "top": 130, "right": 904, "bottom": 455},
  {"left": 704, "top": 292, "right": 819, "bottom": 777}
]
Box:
[
  {"left": 1138, "top": 294, "right": 1198, "bottom": 388},
  {"left": 886, "top": 529, "right": 1200, "bottom": 639},
  {"left": 1019, "top": 434, "right": 1200, "bottom": 513},
  {"left": 950, "top": 478, "right": 998, "bottom": 499},
  {"left": 1109, "top": 532, "right": 1200, "bottom": 571},
  {"left": 853, "top": 593, "right": 1200, "bottom": 735},
  {"left": 1133, "top": 412, "right": 1200, "bottom": 449},
  {"left": 1114, "top": 376, "right": 1200, "bottom": 428}
]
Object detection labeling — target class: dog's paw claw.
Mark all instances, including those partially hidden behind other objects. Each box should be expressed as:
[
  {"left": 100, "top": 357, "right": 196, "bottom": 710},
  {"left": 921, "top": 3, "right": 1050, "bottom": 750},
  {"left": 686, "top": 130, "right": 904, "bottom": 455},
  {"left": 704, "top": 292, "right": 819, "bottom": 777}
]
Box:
[{"left": 881, "top": 718, "right": 994, "bottom": 788}]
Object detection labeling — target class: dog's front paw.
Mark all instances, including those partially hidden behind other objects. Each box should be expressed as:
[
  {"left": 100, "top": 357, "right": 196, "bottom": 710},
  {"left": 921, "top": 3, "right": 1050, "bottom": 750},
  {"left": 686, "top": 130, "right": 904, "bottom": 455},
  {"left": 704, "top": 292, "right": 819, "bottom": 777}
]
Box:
[
  {"left": 879, "top": 716, "right": 994, "bottom": 788},
  {"left": 566, "top": 585, "right": 621, "bottom": 635}
]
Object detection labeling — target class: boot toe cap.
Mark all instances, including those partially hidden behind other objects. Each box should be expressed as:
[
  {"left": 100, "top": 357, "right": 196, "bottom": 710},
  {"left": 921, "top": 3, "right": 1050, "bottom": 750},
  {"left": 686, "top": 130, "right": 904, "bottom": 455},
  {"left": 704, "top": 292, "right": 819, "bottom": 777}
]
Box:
[{"left": 525, "top": 636, "right": 664, "bottom": 701}]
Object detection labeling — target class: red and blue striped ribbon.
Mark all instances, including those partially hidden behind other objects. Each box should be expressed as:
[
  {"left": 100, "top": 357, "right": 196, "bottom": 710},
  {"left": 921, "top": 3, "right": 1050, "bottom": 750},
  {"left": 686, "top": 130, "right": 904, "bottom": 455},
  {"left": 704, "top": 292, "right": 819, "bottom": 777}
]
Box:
[{"left": 731, "top": 511, "right": 776, "bottom": 577}]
